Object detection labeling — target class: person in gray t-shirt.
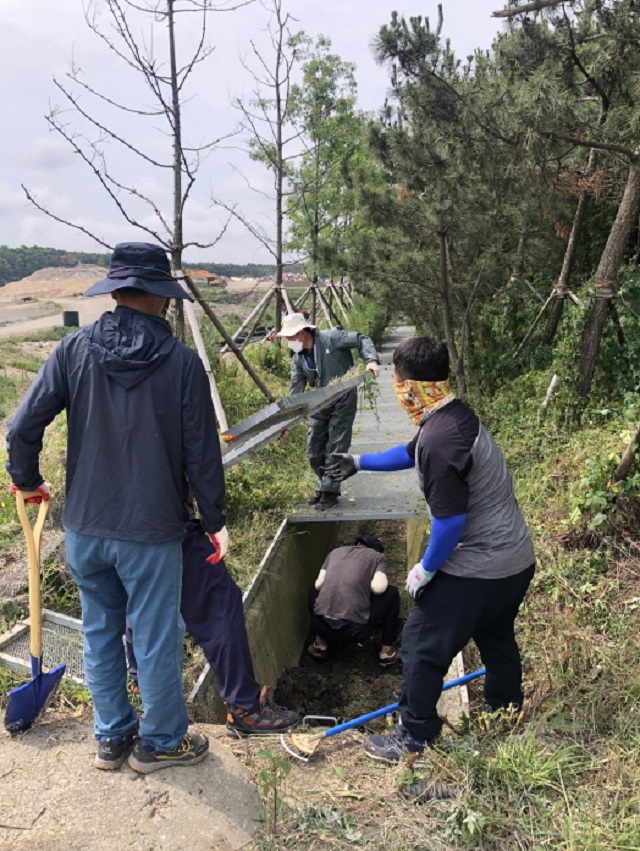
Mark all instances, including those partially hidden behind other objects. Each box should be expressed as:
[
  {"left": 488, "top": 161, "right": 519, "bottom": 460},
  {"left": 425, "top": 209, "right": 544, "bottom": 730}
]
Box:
[
  {"left": 307, "top": 534, "right": 400, "bottom": 667},
  {"left": 325, "top": 336, "right": 536, "bottom": 764}
]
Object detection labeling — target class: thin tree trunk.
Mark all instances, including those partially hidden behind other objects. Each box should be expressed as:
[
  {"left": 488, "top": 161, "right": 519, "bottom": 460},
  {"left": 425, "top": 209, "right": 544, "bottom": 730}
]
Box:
[
  {"left": 274, "top": 0, "right": 284, "bottom": 337},
  {"left": 167, "top": 0, "right": 185, "bottom": 341},
  {"left": 437, "top": 231, "right": 465, "bottom": 399},
  {"left": 612, "top": 420, "right": 640, "bottom": 482},
  {"left": 576, "top": 158, "right": 640, "bottom": 398},
  {"left": 544, "top": 149, "right": 598, "bottom": 345}
]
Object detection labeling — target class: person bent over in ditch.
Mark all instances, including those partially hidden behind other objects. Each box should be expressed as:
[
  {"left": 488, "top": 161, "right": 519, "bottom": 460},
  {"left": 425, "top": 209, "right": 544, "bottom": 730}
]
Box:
[{"left": 308, "top": 533, "right": 400, "bottom": 667}]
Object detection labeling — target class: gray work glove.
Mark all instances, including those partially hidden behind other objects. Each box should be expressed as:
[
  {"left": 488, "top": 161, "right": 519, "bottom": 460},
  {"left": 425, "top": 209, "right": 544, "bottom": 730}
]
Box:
[{"left": 323, "top": 452, "right": 361, "bottom": 481}]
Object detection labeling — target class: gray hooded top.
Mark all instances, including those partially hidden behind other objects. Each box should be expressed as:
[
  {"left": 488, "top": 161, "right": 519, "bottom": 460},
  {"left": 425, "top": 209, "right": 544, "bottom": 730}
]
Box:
[{"left": 6, "top": 306, "right": 225, "bottom": 542}]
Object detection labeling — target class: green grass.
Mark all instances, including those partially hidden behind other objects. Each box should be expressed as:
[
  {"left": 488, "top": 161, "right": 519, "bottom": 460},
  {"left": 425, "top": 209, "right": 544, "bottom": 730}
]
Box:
[{"left": 5, "top": 326, "right": 72, "bottom": 343}]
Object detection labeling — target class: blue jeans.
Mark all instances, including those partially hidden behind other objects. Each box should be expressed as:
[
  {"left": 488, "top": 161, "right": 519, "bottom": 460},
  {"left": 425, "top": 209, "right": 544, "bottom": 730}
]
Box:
[{"left": 65, "top": 529, "right": 189, "bottom": 751}]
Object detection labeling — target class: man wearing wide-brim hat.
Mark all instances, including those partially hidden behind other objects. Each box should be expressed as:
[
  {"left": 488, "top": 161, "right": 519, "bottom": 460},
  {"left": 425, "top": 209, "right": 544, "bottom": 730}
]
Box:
[
  {"left": 6, "top": 242, "right": 227, "bottom": 773},
  {"left": 277, "top": 312, "right": 380, "bottom": 510}
]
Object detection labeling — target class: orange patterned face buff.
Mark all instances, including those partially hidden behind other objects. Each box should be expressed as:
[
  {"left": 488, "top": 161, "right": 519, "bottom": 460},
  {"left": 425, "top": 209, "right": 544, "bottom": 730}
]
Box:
[{"left": 392, "top": 378, "right": 454, "bottom": 425}]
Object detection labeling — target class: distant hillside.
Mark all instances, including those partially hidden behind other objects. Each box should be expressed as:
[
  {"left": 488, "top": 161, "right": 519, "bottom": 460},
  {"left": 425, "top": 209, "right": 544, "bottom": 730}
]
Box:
[
  {"left": 0, "top": 246, "right": 110, "bottom": 287},
  {"left": 184, "top": 262, "right": 303, "bottom": 278},
  {"left": 0, "top": 245, "right": 302, "bottom": 286}
]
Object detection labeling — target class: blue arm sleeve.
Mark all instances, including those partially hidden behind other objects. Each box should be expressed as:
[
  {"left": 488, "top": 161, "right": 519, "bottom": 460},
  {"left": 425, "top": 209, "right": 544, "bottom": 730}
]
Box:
[
  {"left": 421, "top": 514, "right": 467, "bottom": 573},
  {"left": 359, "top": 444, "right": 414, "bottom": 472}
]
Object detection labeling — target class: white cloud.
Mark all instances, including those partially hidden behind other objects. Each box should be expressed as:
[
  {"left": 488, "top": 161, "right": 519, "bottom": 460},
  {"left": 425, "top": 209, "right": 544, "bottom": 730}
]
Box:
[{"left": 3, "top": 0, "right": 503, "bottom": 261}]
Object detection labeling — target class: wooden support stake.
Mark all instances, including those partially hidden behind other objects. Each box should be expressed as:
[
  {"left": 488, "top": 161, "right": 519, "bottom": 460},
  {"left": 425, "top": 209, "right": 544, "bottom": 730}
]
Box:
[
  {"left": 328, "top": 282, "right": 349, "bottom": 323},
  {"left": 221, "top": 287, "right": 274, "bottom": 354},
  {"left": 316, "top": 285, "right": 340, "bottom": 327},
  {"left": 294, "top": 286, "right": 312, "bottom": 312},
  {"left": 181, "top": 290, "right": 228, "bottom": 431},
  {"left": 182, "top": 273, "right": 275, "bottom": 402},
  {"left": 513, "top": 292, "right": 555, "bottom": 358},
  {"left": 240, "top": 290, "right": 274, "bottom": 352},
  {"left": 541, "top": 373, "right": 558, "bottom": 415},
  {"left": 340, "top": 280, "right": 354, "bottom": 306},
  {"left": 281, "top": 286, "right": 293, "bottom": 313}
]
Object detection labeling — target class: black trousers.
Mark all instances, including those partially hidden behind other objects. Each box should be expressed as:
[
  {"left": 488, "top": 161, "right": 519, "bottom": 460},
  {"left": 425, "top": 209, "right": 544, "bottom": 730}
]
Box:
[
  {"left": 126, "top": 520, "right": 260, "bottom": 712},
  {"left": 400, "top": 564, "right": 535, "bottom": 742},
  {"left": 308, "top": 585, "right": 400, "bottom": 648}
]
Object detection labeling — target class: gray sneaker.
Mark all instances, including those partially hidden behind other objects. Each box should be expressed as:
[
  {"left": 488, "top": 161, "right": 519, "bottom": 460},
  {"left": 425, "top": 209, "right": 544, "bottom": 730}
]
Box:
[
  {"left": 128, "top": 731, "right": 209, "bottom": 774},
  {"left": 363, "top": 725, "right": 427, "bottom": 764}
]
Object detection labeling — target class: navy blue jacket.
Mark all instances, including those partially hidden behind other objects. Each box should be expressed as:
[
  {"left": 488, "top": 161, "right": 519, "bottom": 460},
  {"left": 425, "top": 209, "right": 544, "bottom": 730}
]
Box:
[{"left": 6, "top": 306, "right": 225, "bottom": 542}]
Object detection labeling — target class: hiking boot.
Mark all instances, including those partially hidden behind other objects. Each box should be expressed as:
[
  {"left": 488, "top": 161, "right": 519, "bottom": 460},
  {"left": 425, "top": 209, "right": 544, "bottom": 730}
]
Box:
[
  {"left": 95, "top": 732, "right": 138, "bottom": 770},
  {"left": 307, "top": 492, "right": 322, "bottom": 505},
  {"left": 314, "top": 493, "right": 339, "bottom": 511},
  {"left": 226, "top": 686, "right": 299, "bottom": 736},
  {"left": 363, "top": 725, "right": 427, "bottom": 764},
  {"left": 128, "top": 731, "right": 209, "bottom": 774}
]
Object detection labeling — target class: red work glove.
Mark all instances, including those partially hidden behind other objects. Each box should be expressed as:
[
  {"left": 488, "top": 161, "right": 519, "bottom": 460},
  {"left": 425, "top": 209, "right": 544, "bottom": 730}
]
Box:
[
  {"left": 206, "top": 526, "right": 229, "bottom": 565},
  {"left": 11, "top": 483, "right": 51, "bottom": 504}
]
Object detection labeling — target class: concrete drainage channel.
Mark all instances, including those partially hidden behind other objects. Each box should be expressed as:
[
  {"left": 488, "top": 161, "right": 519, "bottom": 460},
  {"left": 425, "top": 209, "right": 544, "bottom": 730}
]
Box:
[{"left": 187, "top": 514, "right": 469, "bottom": 727}]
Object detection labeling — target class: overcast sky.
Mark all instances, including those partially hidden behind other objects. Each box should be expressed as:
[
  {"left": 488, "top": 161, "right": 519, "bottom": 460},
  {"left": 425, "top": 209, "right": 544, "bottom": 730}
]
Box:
[{"left": 1, "top": 1, "right": 506, "bottom": 265}]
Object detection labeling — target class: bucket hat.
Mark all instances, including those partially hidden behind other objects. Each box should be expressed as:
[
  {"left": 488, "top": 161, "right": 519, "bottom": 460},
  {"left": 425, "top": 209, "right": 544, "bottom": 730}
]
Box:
[
  {"left": 276, "top": 312, "right": 317, "bottom": 337},
  {"left": 84, "top": 242, "right": 192, "bottom": 301}
]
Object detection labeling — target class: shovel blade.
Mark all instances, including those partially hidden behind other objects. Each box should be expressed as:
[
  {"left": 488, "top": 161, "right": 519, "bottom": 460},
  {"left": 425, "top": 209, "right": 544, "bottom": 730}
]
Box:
[{"left": 4, "top": 663, "right": 66, "bottom": 734}]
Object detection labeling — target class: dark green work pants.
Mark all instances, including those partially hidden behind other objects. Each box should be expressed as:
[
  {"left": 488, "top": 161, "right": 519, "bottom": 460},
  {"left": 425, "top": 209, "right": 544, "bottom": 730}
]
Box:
[{"left": 306, "top": 390, "right": 358, "bottom": 495}]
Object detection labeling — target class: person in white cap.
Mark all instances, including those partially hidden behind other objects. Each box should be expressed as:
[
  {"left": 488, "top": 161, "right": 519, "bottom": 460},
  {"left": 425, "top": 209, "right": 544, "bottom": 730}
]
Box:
[{"left": 277, "top": 312, "right": 380, "bottom": 510}]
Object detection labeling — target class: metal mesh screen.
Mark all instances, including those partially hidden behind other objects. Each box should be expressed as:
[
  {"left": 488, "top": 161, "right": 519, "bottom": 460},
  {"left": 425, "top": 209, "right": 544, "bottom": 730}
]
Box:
[{"left": 1, "top": 619, "right": 85, "bottom": 682}]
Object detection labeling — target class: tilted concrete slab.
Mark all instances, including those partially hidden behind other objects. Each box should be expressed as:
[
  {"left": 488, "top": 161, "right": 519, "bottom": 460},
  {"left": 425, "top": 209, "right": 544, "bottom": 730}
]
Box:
[{"left": 221, "top": 374, "right": 363, "bottom": 455}]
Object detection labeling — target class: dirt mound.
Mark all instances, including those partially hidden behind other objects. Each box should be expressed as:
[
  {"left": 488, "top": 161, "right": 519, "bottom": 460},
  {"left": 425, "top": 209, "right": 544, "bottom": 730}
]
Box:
[{"left": 1, "top": 264, "right": 107, "bottom": 299}]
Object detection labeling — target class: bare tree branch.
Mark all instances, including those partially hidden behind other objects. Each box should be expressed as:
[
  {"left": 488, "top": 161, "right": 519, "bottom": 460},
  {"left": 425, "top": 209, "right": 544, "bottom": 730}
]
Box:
[
  {"left": 52, "top": 78, "right": 171, "bottom": 168},
  {"left": 21, "top": 186, "right": 114, "bottom": 250}
]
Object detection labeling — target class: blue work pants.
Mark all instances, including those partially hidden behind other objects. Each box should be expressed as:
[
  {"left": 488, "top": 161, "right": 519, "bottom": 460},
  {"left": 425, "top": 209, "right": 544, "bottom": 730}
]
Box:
[{"left": 65, "top": 529, "right": 189, "bottom": 751}]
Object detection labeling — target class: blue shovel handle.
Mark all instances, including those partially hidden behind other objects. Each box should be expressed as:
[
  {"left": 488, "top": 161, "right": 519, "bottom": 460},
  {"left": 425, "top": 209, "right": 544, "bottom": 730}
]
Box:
[{"left": 323, "top": 666, "right": 486, "bottom": 739}]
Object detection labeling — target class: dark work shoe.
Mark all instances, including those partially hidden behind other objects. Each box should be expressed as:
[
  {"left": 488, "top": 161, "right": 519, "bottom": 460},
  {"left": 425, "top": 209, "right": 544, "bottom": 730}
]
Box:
[
  {"left": 95, "top": 732, "right": 138, "bottom": 770},
  {"left": 307, "top": 492, "right": 322, "bottom": 505},
  {"left": 226, "top": 686, "right": 299, "bottom": 736},
  {"left": 363, "top": 725, "right": 427, "bottom": 764},
  {"left": 315, "top": 493, "right": 339, "bottom": 511},
  {"left": 128, "top": 731, "right": 209, "bottom": 773}
]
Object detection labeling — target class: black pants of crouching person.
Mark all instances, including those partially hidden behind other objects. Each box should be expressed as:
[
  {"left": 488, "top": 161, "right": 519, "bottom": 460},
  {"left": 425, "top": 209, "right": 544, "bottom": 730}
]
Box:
[
  {"left": 399, "top": 563, "right": 535, "bottom": 743},
  {"left": 308, "top": 585, "right": 400, "bottom": 648}
]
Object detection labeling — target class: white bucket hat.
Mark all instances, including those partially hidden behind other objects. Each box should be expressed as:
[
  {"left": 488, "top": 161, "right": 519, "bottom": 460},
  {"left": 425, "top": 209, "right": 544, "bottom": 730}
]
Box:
[{"left": 276, "top": 312, "right": 317, "bottom": 337}]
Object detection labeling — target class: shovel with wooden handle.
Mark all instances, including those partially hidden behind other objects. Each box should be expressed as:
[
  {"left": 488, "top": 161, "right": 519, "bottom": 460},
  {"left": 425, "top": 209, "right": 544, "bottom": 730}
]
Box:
[{"left": 4, "top": 490, "right": 66, "bottom": 734}]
